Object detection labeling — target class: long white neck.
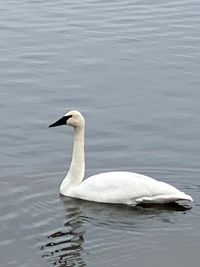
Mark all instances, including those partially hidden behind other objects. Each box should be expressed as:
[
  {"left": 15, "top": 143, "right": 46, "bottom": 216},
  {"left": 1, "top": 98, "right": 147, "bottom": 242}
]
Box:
[{"left": 60, "top": 126, "right": 85, "bottom": 193}]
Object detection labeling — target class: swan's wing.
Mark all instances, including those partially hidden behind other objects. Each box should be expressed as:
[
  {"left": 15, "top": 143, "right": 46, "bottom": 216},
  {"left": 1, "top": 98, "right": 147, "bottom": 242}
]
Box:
[{"left": 67, "top": 172, "right": 192, "bottom": 205}]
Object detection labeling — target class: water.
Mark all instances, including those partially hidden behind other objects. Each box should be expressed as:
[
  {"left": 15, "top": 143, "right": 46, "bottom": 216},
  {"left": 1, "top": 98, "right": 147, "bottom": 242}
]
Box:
[{"left": 0, "top": 0, "right": 200, "bottom": 266}]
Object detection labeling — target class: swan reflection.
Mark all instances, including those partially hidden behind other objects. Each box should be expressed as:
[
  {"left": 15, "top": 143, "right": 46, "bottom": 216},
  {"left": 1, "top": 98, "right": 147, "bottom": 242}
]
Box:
[
  {"left": 40, "top": 196, "right": 191, "bottom": 266},
  {"left": 41, "top": 198, "right": 85, "bottom": 266}
]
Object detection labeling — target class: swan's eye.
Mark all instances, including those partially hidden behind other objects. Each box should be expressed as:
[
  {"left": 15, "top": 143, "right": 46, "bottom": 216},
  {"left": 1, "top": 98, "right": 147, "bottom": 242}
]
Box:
[{"left": 65, "top": 115, "right": 73, "bottom": 121}]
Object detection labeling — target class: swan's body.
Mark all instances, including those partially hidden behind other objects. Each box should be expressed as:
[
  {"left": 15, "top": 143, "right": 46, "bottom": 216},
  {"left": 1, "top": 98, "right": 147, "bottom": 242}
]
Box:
[{"left": 49, "top": 110, "right": 193, "bottom": 206}]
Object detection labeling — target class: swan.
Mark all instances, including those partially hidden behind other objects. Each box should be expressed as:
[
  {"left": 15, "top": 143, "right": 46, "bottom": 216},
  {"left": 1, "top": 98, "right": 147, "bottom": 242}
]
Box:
[{"left": 49, "top": 110, "right": 193, "bottom": 206}]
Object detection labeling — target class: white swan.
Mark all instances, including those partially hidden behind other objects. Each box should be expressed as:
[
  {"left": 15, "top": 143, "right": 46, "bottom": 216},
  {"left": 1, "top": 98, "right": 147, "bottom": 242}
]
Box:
[{"left": 49, "top": 110, "right": 193, "bottom": 206}]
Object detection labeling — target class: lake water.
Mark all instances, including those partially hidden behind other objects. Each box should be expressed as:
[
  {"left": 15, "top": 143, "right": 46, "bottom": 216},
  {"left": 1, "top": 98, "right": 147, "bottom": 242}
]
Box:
[{"left": 0, "top": 0, "right": 200, "bottom": 266}]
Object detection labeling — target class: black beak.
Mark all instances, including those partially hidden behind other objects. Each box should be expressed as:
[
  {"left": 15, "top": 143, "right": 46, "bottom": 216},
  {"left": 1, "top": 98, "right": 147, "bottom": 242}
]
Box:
[
  {"left": 49, "top": 116, "right": 66, "bottom": 128},
  {"left": 49, "top": 115, "right": 72, "bottom": 128}
]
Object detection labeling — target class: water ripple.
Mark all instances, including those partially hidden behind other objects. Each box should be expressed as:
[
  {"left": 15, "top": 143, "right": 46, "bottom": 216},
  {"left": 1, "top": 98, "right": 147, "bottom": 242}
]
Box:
[{"left": 1, "top": 0, "right": 200, "bottom": 266}]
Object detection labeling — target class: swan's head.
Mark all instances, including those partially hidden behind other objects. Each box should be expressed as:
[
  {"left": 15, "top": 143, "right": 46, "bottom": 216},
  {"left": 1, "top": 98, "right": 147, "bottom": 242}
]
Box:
[{"left": 49, "top": 110, "right": 85, "bottom": 129}]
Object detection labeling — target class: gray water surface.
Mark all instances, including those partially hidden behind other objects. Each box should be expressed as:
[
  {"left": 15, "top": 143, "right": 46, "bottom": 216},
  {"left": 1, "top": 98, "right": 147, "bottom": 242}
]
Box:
[{"left": 1, "top": 0, "right": 200, "bottom": 266}]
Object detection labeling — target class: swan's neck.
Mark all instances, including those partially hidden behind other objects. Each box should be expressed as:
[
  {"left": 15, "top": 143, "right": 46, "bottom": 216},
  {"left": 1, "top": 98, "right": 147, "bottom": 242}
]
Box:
[{"left": 60, "top": 126, "right": 85, "bottom": 192}]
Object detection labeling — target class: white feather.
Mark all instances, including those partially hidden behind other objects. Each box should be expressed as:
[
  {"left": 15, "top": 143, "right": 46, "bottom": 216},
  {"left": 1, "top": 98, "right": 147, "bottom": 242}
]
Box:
[{"left": 64, "top": 172, "right": 192, "bottom": 205}]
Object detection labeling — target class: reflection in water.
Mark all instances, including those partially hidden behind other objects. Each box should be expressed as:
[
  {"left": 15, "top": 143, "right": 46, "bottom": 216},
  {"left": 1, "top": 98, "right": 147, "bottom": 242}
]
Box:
[
  {"left": 40, "top": 199, "right": 86, "bottom": 267},
  {"left": 40, "top": 195, "right": 191, "bottom": 266}
]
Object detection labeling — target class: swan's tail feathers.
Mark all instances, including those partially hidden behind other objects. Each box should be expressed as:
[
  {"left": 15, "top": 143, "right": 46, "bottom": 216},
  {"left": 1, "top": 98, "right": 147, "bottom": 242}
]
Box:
[
  {"left": 168, "top": 193, "right": 193, "bottom": 203},
  {"left": 135, "top": 193, "right": 193, "bottom": 205},
  {"left": 177, "top": 193, "right": 193, "bottom": 202}
]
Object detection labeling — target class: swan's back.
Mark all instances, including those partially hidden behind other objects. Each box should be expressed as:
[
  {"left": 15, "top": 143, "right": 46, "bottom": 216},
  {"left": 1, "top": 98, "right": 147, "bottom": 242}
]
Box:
[{"left": 65, "top": 172, "right": 192, "bottom": 205}]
